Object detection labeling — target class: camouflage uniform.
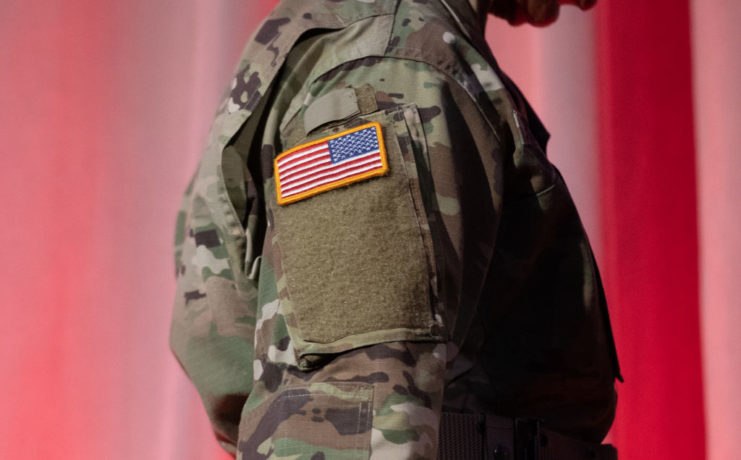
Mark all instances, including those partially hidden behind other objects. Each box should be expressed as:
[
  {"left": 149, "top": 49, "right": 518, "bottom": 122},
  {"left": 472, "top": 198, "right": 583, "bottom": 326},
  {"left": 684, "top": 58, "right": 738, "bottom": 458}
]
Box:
[{"left": 170, "top": 0, "right": 621, "bottom": 458}]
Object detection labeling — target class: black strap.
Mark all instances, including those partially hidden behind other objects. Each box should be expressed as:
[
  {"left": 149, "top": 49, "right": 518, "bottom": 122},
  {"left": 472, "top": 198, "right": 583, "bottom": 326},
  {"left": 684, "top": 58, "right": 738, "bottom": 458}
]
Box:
[
  {"left": 438, "top": 413, "right": 487, "bottom": 459},
  {"left": 438, "top": 412, "right": 617, "bottom": 460}
]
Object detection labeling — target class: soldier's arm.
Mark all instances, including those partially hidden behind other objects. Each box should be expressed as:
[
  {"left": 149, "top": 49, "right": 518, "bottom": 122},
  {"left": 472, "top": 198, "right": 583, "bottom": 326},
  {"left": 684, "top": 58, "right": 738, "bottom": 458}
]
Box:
[{"left": 241, "top": 56, "right": 502, "bottom": 459}]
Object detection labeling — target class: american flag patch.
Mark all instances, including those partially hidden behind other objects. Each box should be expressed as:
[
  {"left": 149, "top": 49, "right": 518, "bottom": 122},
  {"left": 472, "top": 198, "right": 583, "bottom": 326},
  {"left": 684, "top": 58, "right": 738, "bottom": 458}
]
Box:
[{"left": 274, "top": 122, "right": 389, "bottom": 205}]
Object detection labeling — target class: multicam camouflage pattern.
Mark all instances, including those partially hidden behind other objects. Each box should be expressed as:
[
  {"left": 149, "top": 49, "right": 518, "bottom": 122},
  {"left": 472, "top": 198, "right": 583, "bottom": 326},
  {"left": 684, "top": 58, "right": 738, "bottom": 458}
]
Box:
[{"left": 170, "top": 0, "right": 621, "bottom": 458}]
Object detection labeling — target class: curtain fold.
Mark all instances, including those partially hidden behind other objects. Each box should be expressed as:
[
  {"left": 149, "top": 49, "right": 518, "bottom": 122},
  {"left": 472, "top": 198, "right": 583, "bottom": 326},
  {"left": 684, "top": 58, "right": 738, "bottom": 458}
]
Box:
[{"left": 594, "top": 0, "right": 706, "bottom": 458}]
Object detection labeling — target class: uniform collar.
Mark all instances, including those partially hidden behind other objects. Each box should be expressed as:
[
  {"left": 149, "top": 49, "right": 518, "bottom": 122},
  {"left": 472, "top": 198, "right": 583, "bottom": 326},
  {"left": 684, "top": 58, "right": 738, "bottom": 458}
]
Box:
[
  {"left": 437, "top": 0, "right": 485, "bottom": 42},
  {"left": 438, "top": 0, "right": 498, "bottom": 67}
]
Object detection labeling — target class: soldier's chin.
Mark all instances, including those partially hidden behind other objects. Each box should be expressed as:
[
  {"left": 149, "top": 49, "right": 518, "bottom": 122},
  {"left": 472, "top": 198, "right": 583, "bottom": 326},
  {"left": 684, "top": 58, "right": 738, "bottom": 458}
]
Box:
[
  {"left": 517, "top": 3, "right": 561, "bottom": 26},
  {"left": 491, "top": 0, "right": 597, "bottom": 26},
  {"left": 488, "top": 0, "right": 560, "bottom": 26},
  {"left": 562, "top": 0, "right": 598, "bottom": 9}
]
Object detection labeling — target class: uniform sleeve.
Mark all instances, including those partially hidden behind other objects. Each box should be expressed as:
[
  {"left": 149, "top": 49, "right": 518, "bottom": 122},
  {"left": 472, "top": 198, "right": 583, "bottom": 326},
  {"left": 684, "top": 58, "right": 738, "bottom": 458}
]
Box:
[
  {"left": 231, "top": 56, "right": 504, "bottom": 459},
  {"left": 170, "top": 141, "right": 263, "bottom": 454}
]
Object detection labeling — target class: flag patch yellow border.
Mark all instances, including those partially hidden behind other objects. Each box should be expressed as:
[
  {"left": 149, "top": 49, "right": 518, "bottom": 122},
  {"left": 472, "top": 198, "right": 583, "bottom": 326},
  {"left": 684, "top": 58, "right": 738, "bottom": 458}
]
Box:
[{"left": 274, "top": 122, "right": 389, "bottom": 205}]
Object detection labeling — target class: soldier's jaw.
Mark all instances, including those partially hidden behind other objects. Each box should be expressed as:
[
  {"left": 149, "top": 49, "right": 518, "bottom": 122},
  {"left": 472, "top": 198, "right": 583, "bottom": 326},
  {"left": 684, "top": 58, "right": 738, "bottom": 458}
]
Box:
[
  {"left": 560, "top": 0, "right": 598, "bottom": 7},
  {"left": 490, "top": 0, "right": 597, "bottom": 26}
]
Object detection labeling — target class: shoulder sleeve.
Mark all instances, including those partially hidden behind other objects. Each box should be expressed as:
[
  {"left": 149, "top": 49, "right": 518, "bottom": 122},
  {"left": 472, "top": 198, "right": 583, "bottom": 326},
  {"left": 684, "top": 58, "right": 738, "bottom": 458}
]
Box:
[{"left": 231, "top": 54, "right": 504, "bottom": 459}]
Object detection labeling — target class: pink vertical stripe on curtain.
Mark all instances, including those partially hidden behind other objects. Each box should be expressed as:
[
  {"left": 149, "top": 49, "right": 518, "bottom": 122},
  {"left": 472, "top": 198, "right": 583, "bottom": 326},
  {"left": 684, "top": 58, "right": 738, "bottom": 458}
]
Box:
[{"left": 691, "top": 2, "right": 741, "bottom": 460}]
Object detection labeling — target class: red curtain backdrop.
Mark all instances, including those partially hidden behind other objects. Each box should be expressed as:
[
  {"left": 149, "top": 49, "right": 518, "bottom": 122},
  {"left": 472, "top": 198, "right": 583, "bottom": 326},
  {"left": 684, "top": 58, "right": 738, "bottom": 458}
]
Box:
[
  {"left": 595, "top": 1, "right": 706, "bottom": 459},
  {"left": 1, "top": 1, "right": 738, "bottom": 459}
]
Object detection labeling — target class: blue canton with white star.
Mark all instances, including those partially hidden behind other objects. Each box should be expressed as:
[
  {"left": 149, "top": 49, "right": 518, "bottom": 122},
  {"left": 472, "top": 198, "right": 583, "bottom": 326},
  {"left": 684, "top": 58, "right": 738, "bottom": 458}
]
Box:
[{"left": 328, "top": 127, "right": 380, "bottom": 164}]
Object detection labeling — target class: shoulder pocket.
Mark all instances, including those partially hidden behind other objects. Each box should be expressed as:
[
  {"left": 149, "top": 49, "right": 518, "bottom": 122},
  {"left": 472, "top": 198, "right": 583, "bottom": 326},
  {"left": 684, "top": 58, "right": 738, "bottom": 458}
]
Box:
[{"left": 268, "top": 104, "right": 444, "bottom": 368}]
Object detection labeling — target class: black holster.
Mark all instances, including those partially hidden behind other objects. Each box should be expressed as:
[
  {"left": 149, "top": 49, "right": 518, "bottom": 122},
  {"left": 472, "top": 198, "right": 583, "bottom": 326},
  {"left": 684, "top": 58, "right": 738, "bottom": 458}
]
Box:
[{"left": 438, "top": 412, "right": 617, "bottom": 460}]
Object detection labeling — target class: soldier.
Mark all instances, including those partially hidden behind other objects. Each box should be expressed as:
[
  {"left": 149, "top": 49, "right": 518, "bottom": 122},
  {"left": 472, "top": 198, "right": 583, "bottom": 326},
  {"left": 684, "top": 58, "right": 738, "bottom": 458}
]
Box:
[{"left": 170, "top": 0, "right": 622, "bottom": 458}]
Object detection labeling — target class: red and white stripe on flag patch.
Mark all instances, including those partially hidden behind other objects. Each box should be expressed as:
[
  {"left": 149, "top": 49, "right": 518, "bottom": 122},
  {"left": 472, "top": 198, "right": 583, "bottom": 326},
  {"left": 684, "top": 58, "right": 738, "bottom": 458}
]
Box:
[{"left": 274, "top": 122, "right": 389, "bottom": 205}]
